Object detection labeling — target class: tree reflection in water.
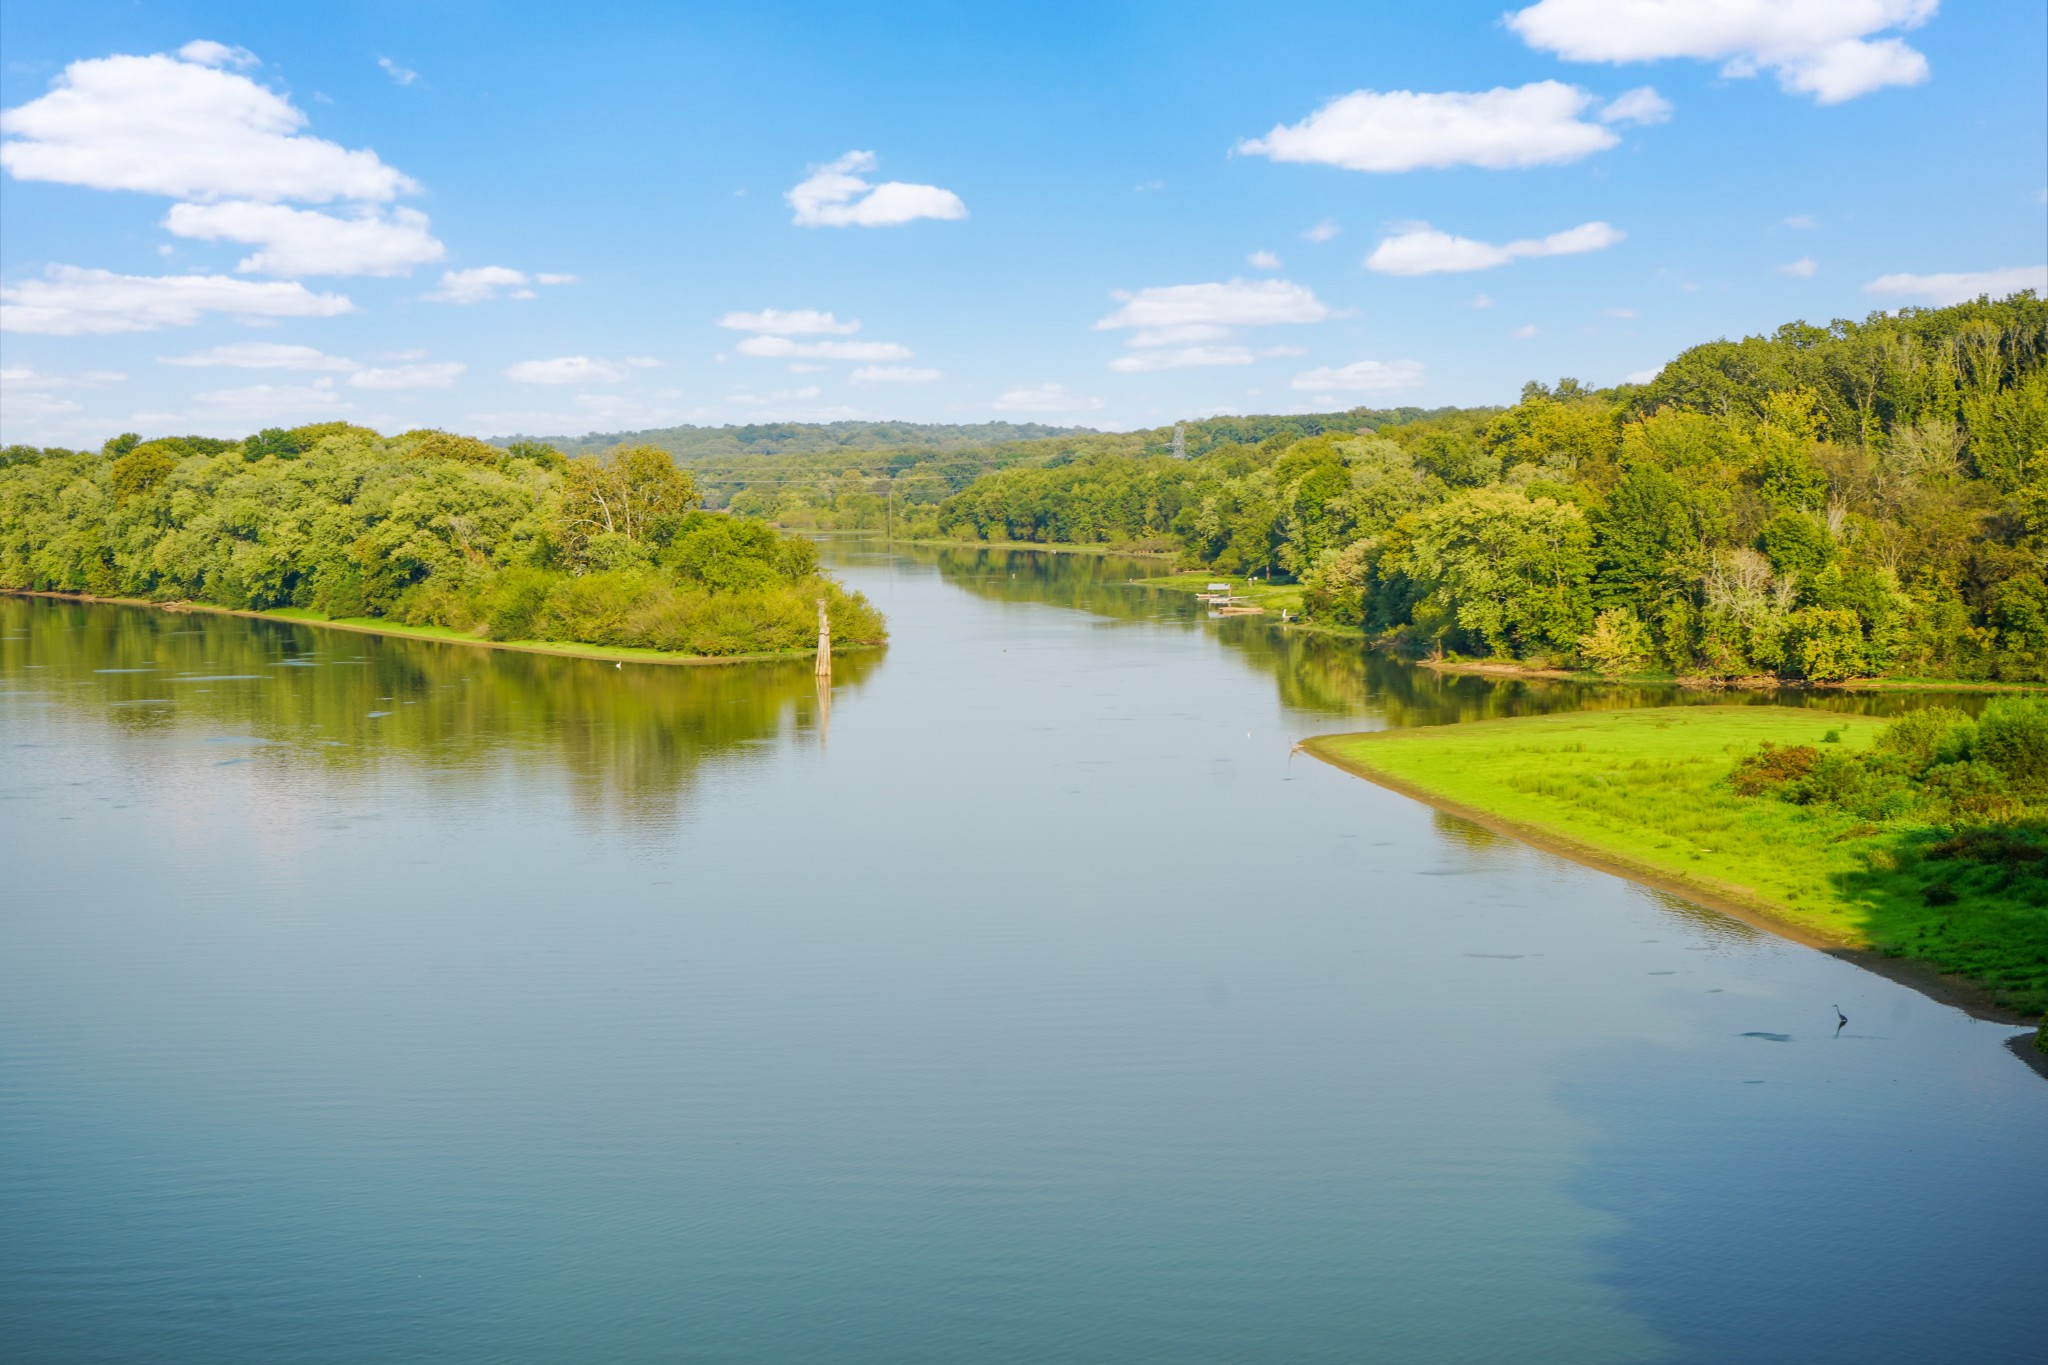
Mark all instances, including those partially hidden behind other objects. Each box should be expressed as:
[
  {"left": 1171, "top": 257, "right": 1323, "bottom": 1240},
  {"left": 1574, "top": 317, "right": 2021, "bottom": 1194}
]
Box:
[
  {"left": 1, "top": 596, "right": 878, "bottom": 830},
  {"left": 903, "top": 542, "right": 1991, "bottom": 729}
]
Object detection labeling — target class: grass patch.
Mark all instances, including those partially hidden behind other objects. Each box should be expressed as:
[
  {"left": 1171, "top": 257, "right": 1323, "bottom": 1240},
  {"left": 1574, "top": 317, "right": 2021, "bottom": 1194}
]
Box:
[{"left": 1305, "top": 705, "right": 2048, "bottom": 1016}]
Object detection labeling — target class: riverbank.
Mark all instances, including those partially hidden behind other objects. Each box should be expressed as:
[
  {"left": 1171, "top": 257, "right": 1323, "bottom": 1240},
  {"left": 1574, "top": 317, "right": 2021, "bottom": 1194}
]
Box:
[
  {"left": 2, "top": 590, "right": 866, "bottom": 668},
  {"left": 884, "top": 535, "right": 1179, "bottom": 559},
  {"left": 1128, "top": 572, "right": 1306, "bottom": 616},
  {"left": 1304, "top": 706, "right": 2048, "bottom": 1023},
  {"left": 1418, "top": 655, "right": 2048, "bottom": 693}
]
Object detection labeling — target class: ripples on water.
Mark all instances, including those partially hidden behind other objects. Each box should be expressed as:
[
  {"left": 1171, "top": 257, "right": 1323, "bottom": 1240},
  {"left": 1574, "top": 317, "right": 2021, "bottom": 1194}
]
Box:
[{"left": 1, "top": 548, "right": 2043, "bottom": 1365}]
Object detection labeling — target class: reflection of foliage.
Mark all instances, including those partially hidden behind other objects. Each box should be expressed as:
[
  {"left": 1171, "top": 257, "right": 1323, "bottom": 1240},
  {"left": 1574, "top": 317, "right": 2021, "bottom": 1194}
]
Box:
[
  {"left": 3, "top": 596, "right": 875, "bottom": 831},
  {"left": 901, "top": 541, "right": 1967, "bottom": 729}
]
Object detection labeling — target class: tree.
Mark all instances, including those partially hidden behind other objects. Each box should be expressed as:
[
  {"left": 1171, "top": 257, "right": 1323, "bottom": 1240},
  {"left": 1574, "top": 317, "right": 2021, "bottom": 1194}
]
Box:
[
  {"left": 1382, "top": 487, "right": 1595, "bottom": 657},
  {"left": 553, "top": 444, "right": 700, "bottom": 564}
]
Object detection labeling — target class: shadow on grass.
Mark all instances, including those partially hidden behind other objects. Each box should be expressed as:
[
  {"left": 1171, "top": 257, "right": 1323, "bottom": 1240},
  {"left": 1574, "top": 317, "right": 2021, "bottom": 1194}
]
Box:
[{"left": 1835, "top": 822, "right": 2048, "bottom": 1017}]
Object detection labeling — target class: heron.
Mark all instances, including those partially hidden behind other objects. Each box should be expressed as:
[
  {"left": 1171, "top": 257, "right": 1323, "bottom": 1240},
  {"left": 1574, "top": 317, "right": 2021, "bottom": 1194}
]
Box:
[{"left": 1834, "top": 1005, "right": 1848, "bottom": 1030}]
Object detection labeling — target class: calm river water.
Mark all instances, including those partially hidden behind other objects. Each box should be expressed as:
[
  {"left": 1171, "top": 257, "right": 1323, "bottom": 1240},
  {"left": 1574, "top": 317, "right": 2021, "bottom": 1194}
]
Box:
[{"left": 3, "top": 543, "right": 2045, "bottom": 1364}]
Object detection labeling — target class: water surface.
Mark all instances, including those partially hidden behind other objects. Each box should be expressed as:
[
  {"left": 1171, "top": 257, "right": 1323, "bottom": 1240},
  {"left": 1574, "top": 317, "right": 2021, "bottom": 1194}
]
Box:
[{"left": 3, "top": 545, "right": 2043, "bottom": 1364}]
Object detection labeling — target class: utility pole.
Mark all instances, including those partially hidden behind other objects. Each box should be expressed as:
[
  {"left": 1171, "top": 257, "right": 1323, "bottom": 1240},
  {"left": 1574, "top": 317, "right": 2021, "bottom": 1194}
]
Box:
[{"left": 814, "top": 598, "right": 832, "bottom": 677}]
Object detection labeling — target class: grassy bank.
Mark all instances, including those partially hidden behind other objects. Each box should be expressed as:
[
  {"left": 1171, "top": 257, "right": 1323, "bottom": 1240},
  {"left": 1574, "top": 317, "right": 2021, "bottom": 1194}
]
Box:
[
  {"left": 1305, "top": 706, "right": 2048, "bottom": 1018},
  {"left": 4, "top": 591, "right": 862, "bottom": 668},
  {"left": 1131, "top": 572, "right": 1306, "bottom": 616}
]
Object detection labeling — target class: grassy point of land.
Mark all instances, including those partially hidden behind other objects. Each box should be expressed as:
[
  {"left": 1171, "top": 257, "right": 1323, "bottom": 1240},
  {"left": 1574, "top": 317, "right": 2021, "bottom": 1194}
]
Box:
[
  {"left": 1305, "top": 706, "right": 2048, "bottom": 1020},
  {"left": 6, "top": 591, "right": 863, "bottom": 668}
]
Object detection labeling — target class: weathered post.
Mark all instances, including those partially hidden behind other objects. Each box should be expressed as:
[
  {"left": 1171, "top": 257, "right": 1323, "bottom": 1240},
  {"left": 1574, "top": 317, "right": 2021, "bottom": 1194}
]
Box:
[{"left": 815, "top": 597, "right": 831, "bottom": 677}]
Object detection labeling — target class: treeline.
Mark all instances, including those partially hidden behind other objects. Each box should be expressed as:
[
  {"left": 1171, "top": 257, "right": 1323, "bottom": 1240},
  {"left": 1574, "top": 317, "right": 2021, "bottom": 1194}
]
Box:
[
  {"left": 904, "top": 293, "right": 2048, "bottom": 683},
  {"left": 704, "top": 406, "right": 1472, "bottom": 532},
  {"left": 511, "top": 418, "right": 1098, "bottom": 462},
  {"left": 0, "top": 423, "right": 884, "bottom": 657}
]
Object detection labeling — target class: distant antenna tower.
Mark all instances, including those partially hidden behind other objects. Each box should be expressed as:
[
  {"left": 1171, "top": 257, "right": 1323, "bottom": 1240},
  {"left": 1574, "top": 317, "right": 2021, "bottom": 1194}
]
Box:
[{"left": 1171, "top": 424, "right": 1186, "bottom": 460}]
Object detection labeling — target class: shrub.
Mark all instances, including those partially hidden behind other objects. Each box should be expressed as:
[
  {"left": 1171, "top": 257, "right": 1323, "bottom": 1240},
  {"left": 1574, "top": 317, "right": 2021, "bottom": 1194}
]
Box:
[
  {"left": 1875, "top": 706, "right": 1976, "bottom": 769},
  {"left": 1728, "top": 741, "right": 1820, "bottom": 796},
  {"left": 1973, "top": 697, "right": 2048, "bottom": 792},
  {"left": 1578, "top": 606, "right": 1654, "bottom": 676}
]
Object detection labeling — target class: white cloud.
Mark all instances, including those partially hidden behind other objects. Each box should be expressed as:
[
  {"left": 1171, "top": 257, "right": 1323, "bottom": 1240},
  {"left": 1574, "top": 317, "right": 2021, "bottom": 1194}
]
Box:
[
  {"left": 163, "top": 201, "right": 444, "bottom": 276},
  {"left": 735, "top": 336, "right": 913, "bottom": 361},
  {"left": 424, "top": 266, "right": 568, "bottom": 304},
  {"left": 349, "top": 362, "right": 463, "bottom": 390},
  {"left": 1779, "top": 257, "right": 1819, "bottom": 278},
  {"left": 1110, "top": 346, "right": 1257, "bottom": 373},
  {"left": 1604, "top": 307, "right": 1640, "bottom": 318},
  {"left": 993, "top": 383, "right": 1104, "bottom": 413},
  {"left": 1624, "top": 366, "right": 1664, "bottom": 385},
  {"left": 0, "top": 47, "right": 415, "bottom": 201},
  {"left": 188, "top": 377, "right": 349, "bottom": 422},
  {"left": 0, "top": 373, "right": 84, "bottom": 422},
  {"left": 177, "top": 41, "right": 258, "bottom": 70},
  {"left": 1366, "top": 220, "right": 1623, "bottom": 275},
  {"left": 787, "top": 362, "right": 827, "bottom": 374},
  {"left": 1238, "top": 81, "right": 1627, "bottom": 173},
  {"left": 1303, "top": 220, "right": 1341, "bottom": 242},
  {"left": 1096, "top": 279, "right": 1329, "bottom": 330},
  {"left": 1248, "top": 249, "right": 1282, "bottom": 270},
  {"left": 161, "top": 341, "right": 357, "bottom": 370},
  {"left": 376, "top": 57, "right": 419, "bottom": 86},
  {"left": 0, "top": 365, "right": 124, "bottom": 415},
  {"left": 1600, "top": 85, "right": 1674, "bottom": 124},
  {"left": 850, "top": 365, "right": 942, "bottom": 385},
  {"left": 625, "top": 356, "right": 661, "bottom": 369},
  {"left": 1507, "top": 0, "right": 1936, "bottom": 104},
  {"left": 1128, "top": 323, "right": 1231, "bottom": 346},
  {"left": 1864, "top": 265, "right": 2048, "bottom": 306},
  {"left": 1471, "top": 293, "right": 1496, "bottom": 309},
  {"left": 0, "top": 265, "right": 352, "bottom": 334},
  {"left": 1288, "top": 359, "right": 1425, "bottom": 393},
  {"left": 1513, "top": 323, "right": 1541, "bottom": 339},
  {"left": 504, "top": 356, "right": 630, "bottom": 385},
  {"left": 787, "top": 150, "right": 967, "bottom": 228},
  {"left": 716, "top": 308, "right": 860, "bottom": 335},
  {"left": 1783, "top": 214, "right": 1821, "bottom": 230}
]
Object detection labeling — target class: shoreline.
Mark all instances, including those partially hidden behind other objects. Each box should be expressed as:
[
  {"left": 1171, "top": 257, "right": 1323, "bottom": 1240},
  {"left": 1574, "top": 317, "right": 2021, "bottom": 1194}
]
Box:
[
  {"left": 1299, "top": 732, "right": 2039, "bottom": 1029},
  {"left": 2, "top": 589, "right": 877, "bottom": 669},
  {"left": 882, "top": 535, "right": 1180, "bottom": 559},
  {"left": 1418, "top": 655, "right": 2048, "bottom": 694}
]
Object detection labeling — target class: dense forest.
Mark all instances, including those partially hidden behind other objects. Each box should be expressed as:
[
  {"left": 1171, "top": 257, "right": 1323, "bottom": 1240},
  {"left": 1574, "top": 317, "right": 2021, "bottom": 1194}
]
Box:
[
  {"left": 514, "top": 419, "right": 1096, "bottom": 462},
  {"left": 899, "top": 294, "right": 2048, "bottom": 684},
  {"left": 0, "top": 424, "right": 884, "bottom": 657},
  {"left": 689, "top": 407, "right": 1473, "bottom": 527}
]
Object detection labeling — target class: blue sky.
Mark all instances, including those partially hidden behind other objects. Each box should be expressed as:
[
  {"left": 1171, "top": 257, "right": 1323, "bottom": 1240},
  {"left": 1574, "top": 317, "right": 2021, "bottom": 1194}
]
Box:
[{"left": 2, "top": 0, "right": 2043, "bottom": 445}]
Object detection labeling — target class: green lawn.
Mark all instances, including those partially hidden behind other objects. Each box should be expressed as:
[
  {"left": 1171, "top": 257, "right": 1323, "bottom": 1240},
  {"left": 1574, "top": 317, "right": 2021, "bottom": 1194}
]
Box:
[{"left": 1306, "top": 706, "right": 2048, "bottom": 1016}]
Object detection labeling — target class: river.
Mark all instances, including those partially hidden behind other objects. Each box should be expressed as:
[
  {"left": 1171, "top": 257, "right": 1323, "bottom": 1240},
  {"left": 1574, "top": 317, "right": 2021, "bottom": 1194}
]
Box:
[{"left": 3, "top": 542, "right": 2044, "bottom": 1364}]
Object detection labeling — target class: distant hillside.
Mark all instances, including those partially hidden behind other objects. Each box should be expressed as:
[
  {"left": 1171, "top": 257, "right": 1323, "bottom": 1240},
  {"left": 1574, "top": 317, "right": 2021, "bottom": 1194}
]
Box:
[{"left": 493, "top": 420, "right": 1102, "bottom": 461}]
